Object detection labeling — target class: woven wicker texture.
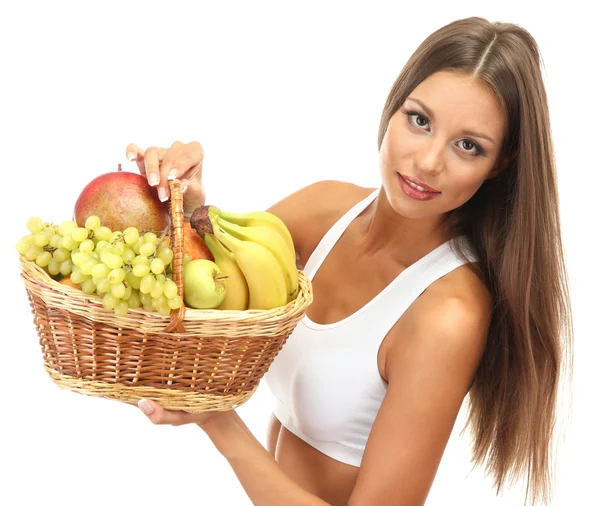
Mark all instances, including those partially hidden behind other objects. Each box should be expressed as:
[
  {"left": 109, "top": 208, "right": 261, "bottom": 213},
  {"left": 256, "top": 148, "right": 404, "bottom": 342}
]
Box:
[{"left": 19, "top": 179, "right": 313, "bottom": 412}]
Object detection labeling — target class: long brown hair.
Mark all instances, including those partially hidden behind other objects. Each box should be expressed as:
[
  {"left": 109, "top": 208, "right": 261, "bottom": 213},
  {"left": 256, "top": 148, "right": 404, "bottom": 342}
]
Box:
[{"left": 377, "top": 17, "right": 574, "bottom": 505}]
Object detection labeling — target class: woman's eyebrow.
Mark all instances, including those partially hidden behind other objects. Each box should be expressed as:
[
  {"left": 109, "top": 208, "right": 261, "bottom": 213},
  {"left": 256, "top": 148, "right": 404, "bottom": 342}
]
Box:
[{"left": 405, "top": 97, "right": 497, "bottom": 146}]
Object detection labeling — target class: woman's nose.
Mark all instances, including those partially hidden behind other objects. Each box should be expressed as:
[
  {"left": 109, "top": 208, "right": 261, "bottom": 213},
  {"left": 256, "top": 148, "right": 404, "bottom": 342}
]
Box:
[{"left": 414, "top": 137, "right": 446, "bottom": 175}]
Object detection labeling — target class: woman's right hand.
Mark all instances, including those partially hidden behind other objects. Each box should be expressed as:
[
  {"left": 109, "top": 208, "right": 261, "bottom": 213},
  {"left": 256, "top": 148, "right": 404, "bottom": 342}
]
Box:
[{"left": 125, "top": 140, "right": 206, "bottom": 211}]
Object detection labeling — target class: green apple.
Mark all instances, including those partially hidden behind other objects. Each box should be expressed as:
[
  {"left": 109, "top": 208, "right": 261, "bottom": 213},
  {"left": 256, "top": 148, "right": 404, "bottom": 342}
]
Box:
[{"left": 183, "top": 259, "right": 228, "bottom": 309}]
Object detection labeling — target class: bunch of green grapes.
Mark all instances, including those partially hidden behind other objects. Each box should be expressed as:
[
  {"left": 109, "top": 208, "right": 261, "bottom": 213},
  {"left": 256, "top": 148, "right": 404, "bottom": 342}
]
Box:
[{"left": 16, "top": 216, "right": 184, "bottom": 317}]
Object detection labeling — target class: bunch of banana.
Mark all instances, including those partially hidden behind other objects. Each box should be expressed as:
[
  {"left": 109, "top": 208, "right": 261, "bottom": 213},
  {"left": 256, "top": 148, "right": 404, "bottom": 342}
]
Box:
[{"left": 189, "top": 205, "right": 299, "bottom": 310}]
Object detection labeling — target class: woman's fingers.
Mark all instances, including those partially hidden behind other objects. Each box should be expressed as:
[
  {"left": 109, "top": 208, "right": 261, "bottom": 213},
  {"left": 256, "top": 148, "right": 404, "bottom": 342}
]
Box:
[
  {"left": 125, "top": 143, "right": 147, "bottom": 176},
  {"left": 144, "top": 146, "right": 167, "bottom": 191},
  {"left": 124, "top": 140, "right": 205, "bottom": 204},
  {"left": 137, "top": 398, "right": 214, "bottom": 426}
]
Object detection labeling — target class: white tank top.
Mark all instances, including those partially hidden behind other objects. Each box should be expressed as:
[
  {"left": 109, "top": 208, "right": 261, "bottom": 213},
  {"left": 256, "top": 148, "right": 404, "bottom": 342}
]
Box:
[{"left": 264, "top": 187, "right": 480, "bottom": 467}]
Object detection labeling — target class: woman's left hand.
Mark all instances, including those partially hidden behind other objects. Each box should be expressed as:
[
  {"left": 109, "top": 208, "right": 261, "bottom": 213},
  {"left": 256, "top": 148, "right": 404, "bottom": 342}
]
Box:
[{"left": 137, "top": 398, "right": 229, "bottom": 429}]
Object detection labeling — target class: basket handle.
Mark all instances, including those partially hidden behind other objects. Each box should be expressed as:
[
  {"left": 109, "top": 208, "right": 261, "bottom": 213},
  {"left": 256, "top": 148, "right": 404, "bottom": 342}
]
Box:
[{"left": 164, "top": 179, "right": 186, "bottom": 333}]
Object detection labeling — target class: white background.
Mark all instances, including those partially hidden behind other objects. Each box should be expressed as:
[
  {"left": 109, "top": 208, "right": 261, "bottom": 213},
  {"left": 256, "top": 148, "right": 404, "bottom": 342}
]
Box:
[{"left": 1, "top": 1, "right": 597, "bottom": 505}]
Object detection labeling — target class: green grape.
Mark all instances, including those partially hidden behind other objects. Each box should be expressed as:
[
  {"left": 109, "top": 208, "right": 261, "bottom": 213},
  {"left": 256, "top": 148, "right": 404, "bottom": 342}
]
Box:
[
  {"left": 71, "top": 251, "right": 89, "bottom": 266},
  {"left": 156, "top": 274, "right": 166, "bottom": 283},
  {"left": 81, "top": 278, "right": 96, "bottom": 294},
  {"left": 114, "top": 301, "right": 129, "bottom": 317},
  {"left": 157, "top": 246, "right": 174, "bottom": 265},
  {"left": 140, "top": 292, "right": 153, "bottom": 307},
  {"left": 142, "top": 302, "right": 154, "bottom": 312},
  {"left": 79, "top": 239, "right": 95, "bottom": 254},
  {"left": 61, "top": 235, "right": 79, "bottom": 251},
  {"left": 15, "top": 237, "right": 31, "bottom": 255},
  {"left": 183, "top": 253, "right": 192, "bottom": 267},
  {"left": 96, "top": 278, "right": 110, "bottom": 294},
  {"left": 35, "top": 251, "right": 52, "bottom": 268},
  {"left": 107, "top": 268, "right": 126, "bottom": 285},
  {"left": 49, "top": 234, "right": 61, "bottom": 249},
  {"left": 89, "top": 251, "right": 100, "bottom": 261},
  {"left": 150, "top": 279, "right": 164, "bottom": 299},
  {"left": 70, "top": 268, "right": 88, "bottom": 284},
  {"left": 33, "top": 232, "right": 50, "bottom": 247},
  {"left": 123, "top": 227, "right": 140, "bottom": 245},
  {"left": 143, "top": 232, "right": 158, "bottom": 245},
  {"left": 59, "top": 259, "right": 73, "bottom": 276},
  {"left": 125, "top": 271, "right": 141, "bottom": 290},
  {"left": 122, "top": 247, "right": 135, "bottom": 264},
  {"left": 80, "top": 259, "right": 98, "bottom": 276},
  {"left": 132, "top": 255, "right": 150, "bottom": 267},
  {"left": 53, "top": 248, "right": 70, "bottom": 262},
  {"left": 100, "top": 250, "right": 124, "bottom": 269},
  {"left": 27, "top": 217, "right": 44, "bottom": 234},
  {"left": 94, "top": 226, "right": 112, "bottom": 242},
  {"left": 132, "top": 264, "right": 150, "bottom": 277},
  {"left": 58, "top": 220, "right": 77, "bottom": 236},
  {"left": 157, "top": 305, "right": 172, "bottom": 316},
  {"left": 150, "top": 258, "right": 165, "bottom": 275},
  {"left": 163, "top": 279, "right": 178, "bottom": 299},
  {"left": 128, "top": 291, "right": 141, "bottom": 308},
  {"left": 110, "top": 231, "right": 124, "bottom": 242},
  {"left": 48, "top": 259, "right": 61, "bottom": 276},
  {"left": 122, "top": 283, "right": 133, "bottom": 301},
  {"left": 95, "top": 240, "right": 109, "bottom": 252},
  {"left": 102, "top": 293, "right": 119, "bottom": 310},
  {"left": 91, "top": 263, "right": 110, "bottom": 279},
  {"left": 112, "top": 241, "right": 126, "bottom": 256},
  {"left": 72, "top": 227, "right": 88, "bottom": 242},
  {"left": 111, "top": 282, "right": 126, "bottom": 298},
  {"left": 167, "top": 295, "right": 183, "bottom": 310},
  {"left": 152, "top": 294, "right": 168, "bottom": 310},
  {"left": 85, "top": 215, "right": 101, "bottom": 231},
  {"left": 139, "top": 242, "right": 156, "bottom": 257},
  {"left": 139, "top": 274, "right": 155, "bottom": 294},
  {"left": 132, "top": 238, "right": 143, "bottom": 255},
  {"left": 25, "top": 245, "right": 43, "bottom": 261}
]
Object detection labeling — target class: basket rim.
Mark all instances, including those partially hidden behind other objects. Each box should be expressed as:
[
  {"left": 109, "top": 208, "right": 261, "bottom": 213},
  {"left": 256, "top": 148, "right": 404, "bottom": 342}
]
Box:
[{"left": 20, "top": 253, "right": 313, "bottom": 331}]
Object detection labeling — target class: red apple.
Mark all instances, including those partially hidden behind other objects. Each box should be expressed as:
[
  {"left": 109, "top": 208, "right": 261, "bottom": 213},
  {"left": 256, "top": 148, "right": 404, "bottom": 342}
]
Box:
[{"left": 74, "top": 164, "right": 169, "bottom": 233}]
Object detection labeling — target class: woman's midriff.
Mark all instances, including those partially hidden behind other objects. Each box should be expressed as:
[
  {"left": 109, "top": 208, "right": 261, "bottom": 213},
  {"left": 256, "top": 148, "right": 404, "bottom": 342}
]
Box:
[{"left": 275, "top": 426, "right": 359, "bottom": 506}]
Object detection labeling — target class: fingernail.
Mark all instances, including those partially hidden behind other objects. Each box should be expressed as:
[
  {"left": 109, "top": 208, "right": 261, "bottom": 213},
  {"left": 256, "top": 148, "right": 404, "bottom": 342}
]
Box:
[
  {"left": 157, "top": 187, "right": 168, "bottom": 202},
  {"left": 127, "top": 152, "right": 136, "bottom": 162},
  {"left": 149, "top": 173, "right": 159, "bottom": 186},
  {"left": 182, "top": 184, "right": 188, "bottom": 193},
  {"left": 138, "top": 398, "right": 154, "bottom": 415},
  {"left": 168, "top": 169, "right": 177, "bottom": 180}
]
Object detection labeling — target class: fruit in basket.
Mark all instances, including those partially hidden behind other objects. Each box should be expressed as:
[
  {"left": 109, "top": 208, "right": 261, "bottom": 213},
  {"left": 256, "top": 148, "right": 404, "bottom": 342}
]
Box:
[
  {"left": 74, "top": 164, "right": 169, "bottom": 233},
  {"left": 183, "top": 259, "right": 228, "bottom": 309},
  {"left": 203, "top": 233, "right": 249, "bottom": 310},
  {"left": 58, "top": 276, "right": 80, "bottom": 289},
  {"left": 217, "top": 217, "right": 298, "bottom": 302},
  {"left": 164, "top": 222, "right": 214, "bottom": 261},
  {"left": 17, "top": 215, "right": 184, "bottom": 318},
  {"left": 190, "top": 206, "right": 291, "bottom": 310}
]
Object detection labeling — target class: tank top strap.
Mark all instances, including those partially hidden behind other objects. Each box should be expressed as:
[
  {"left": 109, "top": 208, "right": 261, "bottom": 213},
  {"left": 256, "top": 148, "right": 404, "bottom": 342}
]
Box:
[
  {"left": 303, "top": 187, "right": 380, "bottom": 280},
  {"left": 355, "top": 234, "right": 480, "bottom": 335}
]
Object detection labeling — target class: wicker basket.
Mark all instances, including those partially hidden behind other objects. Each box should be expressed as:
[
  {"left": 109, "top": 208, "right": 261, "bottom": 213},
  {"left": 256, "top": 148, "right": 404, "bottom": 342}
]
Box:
[{"left": 19, "top": 179, "right": 313, "bottom": 412}]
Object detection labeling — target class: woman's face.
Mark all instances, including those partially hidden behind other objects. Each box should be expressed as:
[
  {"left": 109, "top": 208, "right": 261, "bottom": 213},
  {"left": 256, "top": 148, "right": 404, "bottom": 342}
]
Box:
[{"left": 379, "top": 70, "right": 508, "bottom": 222}]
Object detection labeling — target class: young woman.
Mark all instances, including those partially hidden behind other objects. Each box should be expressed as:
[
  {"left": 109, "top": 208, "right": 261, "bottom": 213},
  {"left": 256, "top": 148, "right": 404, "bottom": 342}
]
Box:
[{"left": 127, "top": 16, "right": 573, "bottom": 506}]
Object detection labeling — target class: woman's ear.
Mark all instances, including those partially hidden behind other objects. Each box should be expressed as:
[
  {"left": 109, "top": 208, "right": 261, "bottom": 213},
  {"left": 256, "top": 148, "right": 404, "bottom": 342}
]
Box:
[{"left": 486, "top": 149, "right": 518, "bottom": 180}]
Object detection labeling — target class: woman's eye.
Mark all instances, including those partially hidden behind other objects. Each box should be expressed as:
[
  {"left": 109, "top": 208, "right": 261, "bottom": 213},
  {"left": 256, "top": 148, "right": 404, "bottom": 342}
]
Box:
[
  {"left": 459, "top": 139, "right": 482, "bottom": 156},
  {"left": 407, "top": 112, "right": 429, "bottom": 129},
  {"left": 401, "top": 109, "right": 483, "bottom": 157}
]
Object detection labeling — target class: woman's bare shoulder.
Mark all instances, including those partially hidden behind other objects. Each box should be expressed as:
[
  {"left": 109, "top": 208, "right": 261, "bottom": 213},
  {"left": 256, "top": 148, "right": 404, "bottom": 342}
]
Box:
[{"left": 267, "top": 180, "right": 376, "bottom": 266}]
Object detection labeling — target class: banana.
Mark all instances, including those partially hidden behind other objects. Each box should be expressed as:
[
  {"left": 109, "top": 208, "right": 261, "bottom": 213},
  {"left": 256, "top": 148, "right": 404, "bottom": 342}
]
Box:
[
  {"left": 203, "top": 233, "right": 249, "bottom": 310},
  {"left": 217, "top": 209, "right": 295, "bottom": 258},
  {"left": 211, "top": 222, "right": 288, "bottom": 310},
  {"left": 216, "top": 216, "right": 299, "bottom": 303}
]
